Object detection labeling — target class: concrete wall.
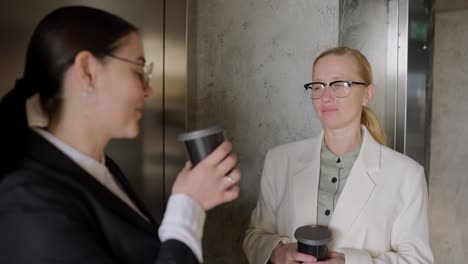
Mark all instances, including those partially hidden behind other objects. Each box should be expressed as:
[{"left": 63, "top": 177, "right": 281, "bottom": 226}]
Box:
[
  {"left": 339, "top": 0, "right": 390, "bottom": 140},
  {"left": 429, "top": 8, "right": 468, "bottom": 264},
  {"left": 187, "top": 0, "right": 339, "bottom": 262}
]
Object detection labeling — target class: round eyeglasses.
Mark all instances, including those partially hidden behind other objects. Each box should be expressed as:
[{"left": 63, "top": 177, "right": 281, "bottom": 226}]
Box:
[
  {"left": 106, "top": 54, "right": 153, "bottom": 88},
  {"left": 303, "top": 80, "right": 368, "bottom": 99}
]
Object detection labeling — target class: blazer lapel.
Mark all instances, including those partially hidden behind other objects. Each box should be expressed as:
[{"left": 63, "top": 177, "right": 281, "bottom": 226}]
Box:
[
  {"left": 291, "top": 133, "right": 323, "bottom": 228},
  {"left": 328, "top": 127, "right": 381, "bottom": 245},
  {"left": 105, "top": 157, "right": 157, "bottom": 224}
]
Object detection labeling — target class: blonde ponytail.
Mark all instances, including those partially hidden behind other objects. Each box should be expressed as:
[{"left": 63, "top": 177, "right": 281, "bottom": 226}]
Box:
[{"left": 361, "top": 106, "right": 386, "bottom": 145}]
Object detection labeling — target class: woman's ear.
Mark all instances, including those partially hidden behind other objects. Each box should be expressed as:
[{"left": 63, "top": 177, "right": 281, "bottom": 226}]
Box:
[
  {"left": 363, "top": 84, "right": 375, "bottom": 106},
  {"left": 73, "top": 51, "right": 99, "bottom": 92}
]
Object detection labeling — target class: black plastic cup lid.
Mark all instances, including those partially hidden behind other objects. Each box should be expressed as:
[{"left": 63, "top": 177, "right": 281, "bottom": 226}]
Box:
[
  {"left": 177, "top": 125, "right": 224, "bottom": 141},
  {"left": 294, "top": 225, "right": 332, "bottom": 246}
]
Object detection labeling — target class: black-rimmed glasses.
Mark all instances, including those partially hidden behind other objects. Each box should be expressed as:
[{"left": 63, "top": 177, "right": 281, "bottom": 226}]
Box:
[
  {"left": 303, "top": 80, "right": 368, "bottom": 99},
  {"left": 107, "top": 54, "right": 153, "bottom": 88}
]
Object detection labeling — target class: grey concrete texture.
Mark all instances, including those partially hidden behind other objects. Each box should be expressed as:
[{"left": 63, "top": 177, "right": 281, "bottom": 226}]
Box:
[
  {"left": 339, "top": 0, "right": 389, "bottom": 132},
  {"left": 430, "top": 8, "right": 468, "bottom": 264},
  {"left": 187, "top": 0, "right": 339, "bottom": 262}
]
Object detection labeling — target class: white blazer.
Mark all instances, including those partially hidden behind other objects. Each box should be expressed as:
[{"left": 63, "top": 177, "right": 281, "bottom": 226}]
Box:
[{"left": 243, "top": 127, "right": 433, "bottom": 264}]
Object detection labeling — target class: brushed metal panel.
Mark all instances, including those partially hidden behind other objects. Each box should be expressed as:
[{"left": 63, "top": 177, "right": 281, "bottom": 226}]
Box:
[
  {"left": 339, "top": 0, "right": 393, "bottom": 148},
  {"left": 396, "top": 0, "right": 409, "bottom": 153},
  {"left": 163, "top": 0, "right": 187, "bottom": 205}
]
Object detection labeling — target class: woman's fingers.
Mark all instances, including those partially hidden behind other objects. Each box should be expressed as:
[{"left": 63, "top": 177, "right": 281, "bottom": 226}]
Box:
[
  {"left": 202, "top": 141, "right": 232, "bottom": 166},
  {"left": 216, "top": 153, "right": 237, "bottom": 176},
  {"left": 173, "top": 141, "right": 241, "bottom": 211},
  {"left": 196, "top": 141, "right": 237, "bottom": 180},
  {"left": 293, "top": 251, "right": 317, "bottom": 263},
  {"left": 221, "top": 167, "right": 241, "bottom": 189},
  {"left": 223, "top": 184, "right": 240, "bottom": 203}
]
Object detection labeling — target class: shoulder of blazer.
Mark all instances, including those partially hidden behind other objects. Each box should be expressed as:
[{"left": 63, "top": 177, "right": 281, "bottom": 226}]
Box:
[
  {"left": 359, "top": 125, "right": 421, "bottom": 172},
  {"left": 0, "top": 157, "right": 98, "bottom": 227},
  {"left": 361, "top": 127, "right": 424, "bottom": 193},
  {"left": 380, "top": 144, "right": 422, "bottom": 170},
  {"left": 261, "top": 134, "right": 322, "bottom": 202},
  {"left": 1, "top": 130, "right": 158, "bottom": 232},
  {"left": 379, "top": 144, "right": 425, "bottom": 189},
  {"left": 266, "top": 134, "right": 322, "bottom": 162}
]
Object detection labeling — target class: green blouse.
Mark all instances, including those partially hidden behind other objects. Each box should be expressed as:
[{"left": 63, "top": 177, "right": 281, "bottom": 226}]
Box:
[{"left": 317, "top": 139, "right": 362, "bottom": 226}]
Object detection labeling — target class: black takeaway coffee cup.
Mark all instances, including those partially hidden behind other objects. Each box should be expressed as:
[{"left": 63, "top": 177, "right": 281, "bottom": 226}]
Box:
[
  {"left": 294, "top": 225, "right": 332, "bottom": 261},
  {"left": 177, "top": 125, "right": 225, "bottom": 165}
]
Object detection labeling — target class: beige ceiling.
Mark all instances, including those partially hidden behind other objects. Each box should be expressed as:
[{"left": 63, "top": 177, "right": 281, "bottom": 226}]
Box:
[{"left": 436, "top": 0, "right": 468, "bottom": 12}]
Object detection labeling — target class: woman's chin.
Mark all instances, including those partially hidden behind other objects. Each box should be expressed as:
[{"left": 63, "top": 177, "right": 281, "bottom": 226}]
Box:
[
  {"left": 126, "top": 126, "right": 140, "bottom": 139},
  {"left": 321, "top": 120, "right": 350, "bottom": 130},
  {"left": 320, "top": 118, "right": 341, "bottom": 129},
  {"left": 113, "top": 125, "right": 140, "bottom": 139},
  {"left": 321, "top": 119, "right": 362, "bottom": 131}
]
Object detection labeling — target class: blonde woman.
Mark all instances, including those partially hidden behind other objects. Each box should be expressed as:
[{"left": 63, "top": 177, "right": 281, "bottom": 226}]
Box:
[{"left": 244, "top": 47, "right": 433, "bottom": 264}]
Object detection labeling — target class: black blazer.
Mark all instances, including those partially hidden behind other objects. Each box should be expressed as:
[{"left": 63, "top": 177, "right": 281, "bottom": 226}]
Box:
[{"left": 0, "top": 130, "right": 198, "bottom": 264}]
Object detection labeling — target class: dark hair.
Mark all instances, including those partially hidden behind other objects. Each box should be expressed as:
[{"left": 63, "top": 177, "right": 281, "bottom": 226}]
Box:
[
  {"left": 0, "top": 6, "right": 138, "bottom": 176},
  {"left": 26, "top": 6, "right": 138, "bottom": 116}
]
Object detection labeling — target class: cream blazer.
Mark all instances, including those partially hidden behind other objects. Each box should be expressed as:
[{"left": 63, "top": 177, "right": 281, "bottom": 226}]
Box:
[{"left": 244, "top": 127, "right": 433, "bottom": 264}]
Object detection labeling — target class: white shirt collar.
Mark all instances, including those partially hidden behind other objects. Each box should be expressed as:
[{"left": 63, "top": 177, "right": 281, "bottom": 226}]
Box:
[
  {"left": 32, "top": 127, "right": 112, "bottom": 187},
  {"left": 32, "top": 127, "right": 149, "bottom": 221}
]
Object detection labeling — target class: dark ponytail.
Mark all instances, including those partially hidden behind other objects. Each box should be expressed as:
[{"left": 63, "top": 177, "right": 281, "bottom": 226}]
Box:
[
  {"left": 0, "top": 6, "right": 138, "bottom": 177},
  {"left": 0, "top": 79, "right": 37, "bottom": 175}
]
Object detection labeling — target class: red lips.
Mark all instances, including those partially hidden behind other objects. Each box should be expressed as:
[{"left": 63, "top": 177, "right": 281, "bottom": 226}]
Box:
[
  {"left": 136, "top": 107, "right": 143, "bottom": 117},
  {"left": 320, "top": 106, "right": 338, "bottom": 113}
]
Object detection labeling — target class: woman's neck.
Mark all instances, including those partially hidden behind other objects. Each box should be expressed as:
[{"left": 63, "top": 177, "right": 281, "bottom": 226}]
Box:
[
  {"left": 46, "top": 118, "right": 108, "bottom": 162},
  {"left": 323, "top": 124, "right": 362, "bottom": 157}
]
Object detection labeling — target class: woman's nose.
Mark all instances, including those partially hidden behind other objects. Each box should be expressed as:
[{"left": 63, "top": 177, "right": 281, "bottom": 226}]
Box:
[
  {"left": 143, "top": 84, "right": 153, "bottom": 98},
  {"left": 321, "top": 86, "right": 334, "bottom": 102}
]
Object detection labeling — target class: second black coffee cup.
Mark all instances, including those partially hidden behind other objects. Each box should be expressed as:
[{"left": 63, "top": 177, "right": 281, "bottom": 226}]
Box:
[
  {"left": 177, "top": 125, "right": 225, "bottom": 165},
  {"left": 294, "top": 225, "right": 332, "bottom": 261}
]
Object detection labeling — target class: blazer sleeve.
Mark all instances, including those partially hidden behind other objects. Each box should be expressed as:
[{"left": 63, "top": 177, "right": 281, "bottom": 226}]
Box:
[
  {"left": 157, "top": 239, "right": 199, "bottom": 264},
  {"left": 243, "top": 149, "right": 290, "bottom": 264},
  {"left": 341, "top": 165, "right": 434, "bottom": 264},
  {"left": 0, "top": 179, "right": 199, "bottom": 264}
]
